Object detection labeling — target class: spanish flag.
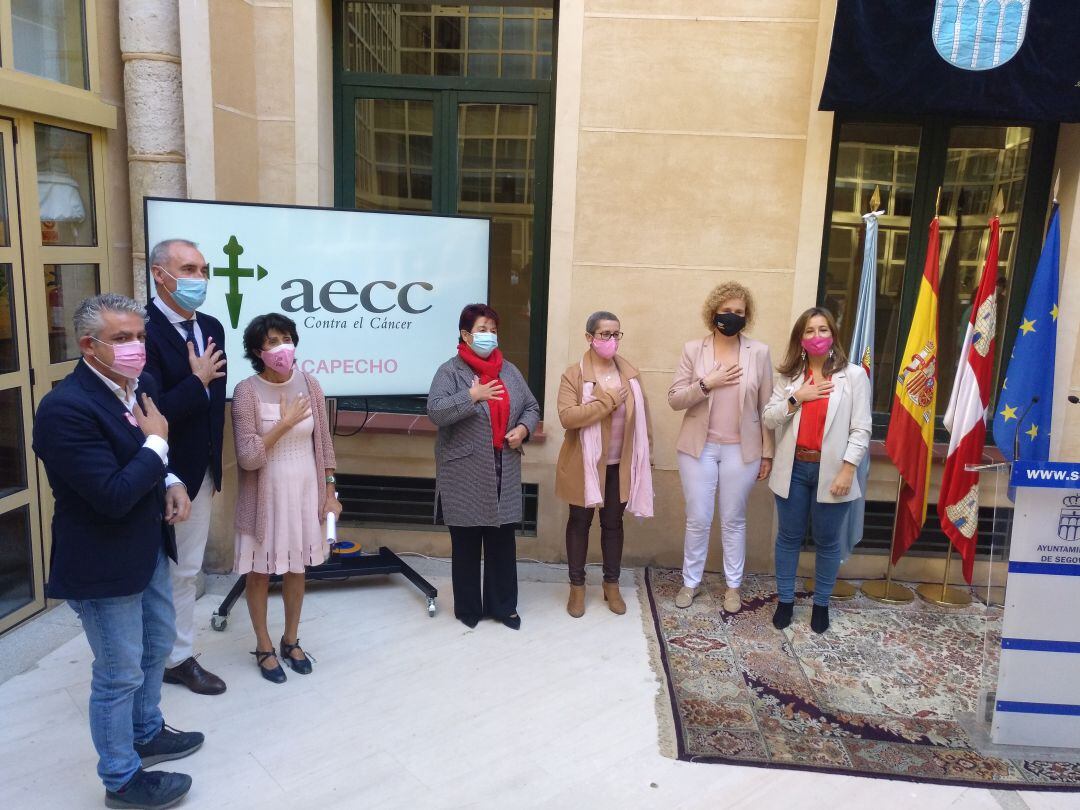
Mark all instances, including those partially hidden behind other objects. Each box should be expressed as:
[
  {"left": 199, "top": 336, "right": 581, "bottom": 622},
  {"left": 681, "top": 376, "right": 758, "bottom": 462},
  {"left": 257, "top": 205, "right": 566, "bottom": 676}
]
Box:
[{"left": 885, "top": 217, "right": 940, "bottom": 565}]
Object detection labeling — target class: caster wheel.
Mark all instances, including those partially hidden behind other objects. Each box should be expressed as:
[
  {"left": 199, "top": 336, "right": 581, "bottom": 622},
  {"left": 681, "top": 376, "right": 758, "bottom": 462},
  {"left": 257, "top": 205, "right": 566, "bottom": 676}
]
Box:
[
  {"left": 427, "top": 601, "right": 436, "bottom": 618},
  {"left": 210, "top": 614, "right": 227, "bottom": 632}
]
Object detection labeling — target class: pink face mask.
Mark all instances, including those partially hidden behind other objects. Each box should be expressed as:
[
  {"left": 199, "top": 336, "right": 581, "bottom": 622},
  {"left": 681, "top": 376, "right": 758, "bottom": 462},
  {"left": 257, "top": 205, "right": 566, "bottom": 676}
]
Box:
[
  {"left": 591, "top": 336, "right": 619, "bottom": 360},
  {"left": 92, "top": 337, "right": 146, "bottom": 380},
  {"left": 801, "top": 335, "right": 834, "bottom": 357},
  {"left": 261, "top": 344, "right": 295, "bottom": 374}
]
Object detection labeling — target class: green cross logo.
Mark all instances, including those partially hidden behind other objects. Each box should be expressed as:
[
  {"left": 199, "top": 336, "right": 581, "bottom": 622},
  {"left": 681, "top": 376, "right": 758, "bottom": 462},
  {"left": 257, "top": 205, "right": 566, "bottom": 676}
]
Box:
[{"left": 212, "top": 235, "right": 268, "bottom": 328}]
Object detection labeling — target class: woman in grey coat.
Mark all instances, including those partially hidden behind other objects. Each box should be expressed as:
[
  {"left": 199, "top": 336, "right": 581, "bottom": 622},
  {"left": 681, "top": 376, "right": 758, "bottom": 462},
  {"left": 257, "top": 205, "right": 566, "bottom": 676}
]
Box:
[{"left": 427, "top": 304, "right": 540, "bottom": 630}]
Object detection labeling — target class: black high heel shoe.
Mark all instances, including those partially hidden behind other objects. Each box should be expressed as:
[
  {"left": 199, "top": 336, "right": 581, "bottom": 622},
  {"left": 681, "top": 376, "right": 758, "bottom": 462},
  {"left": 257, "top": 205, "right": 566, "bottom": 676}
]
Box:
[
  {"left": 251, "top": 649, "right": 286, "bottom": 684},
  {"left": 280, "top": 637, "right": 314, "bottom": 674}
]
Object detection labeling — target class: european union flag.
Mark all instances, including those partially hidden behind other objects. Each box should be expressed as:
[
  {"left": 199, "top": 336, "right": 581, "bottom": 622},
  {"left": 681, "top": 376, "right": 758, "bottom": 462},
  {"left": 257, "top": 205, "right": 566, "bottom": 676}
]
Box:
[{"left": 992, "top": 206, "right": 1060, "bottom": 461}]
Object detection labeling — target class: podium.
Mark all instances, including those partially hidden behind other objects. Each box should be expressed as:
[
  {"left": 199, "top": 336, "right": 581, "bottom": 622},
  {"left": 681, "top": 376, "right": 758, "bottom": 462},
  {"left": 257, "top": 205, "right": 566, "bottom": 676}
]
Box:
[{"left": 991, "top": 460, "right": 1080, "bottom": 747}]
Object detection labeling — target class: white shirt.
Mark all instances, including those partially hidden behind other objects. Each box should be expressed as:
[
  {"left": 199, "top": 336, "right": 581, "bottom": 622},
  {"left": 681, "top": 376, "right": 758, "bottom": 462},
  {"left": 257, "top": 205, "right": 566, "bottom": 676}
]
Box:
[
  {"left": 82, "top": 359, "right": 183, "bottom": 490},
  {"left": 152, "top": 295, "right": 210, "bottom": 397},
  {"left": 153, "top": 295, "right": 204, "bottom": 350}
]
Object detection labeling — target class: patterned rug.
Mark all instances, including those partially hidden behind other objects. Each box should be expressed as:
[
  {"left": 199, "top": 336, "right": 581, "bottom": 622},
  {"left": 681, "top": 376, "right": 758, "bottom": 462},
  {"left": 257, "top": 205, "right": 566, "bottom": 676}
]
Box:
[{"left": 643, "top": 568, "right": 1080, "bottom": 790}]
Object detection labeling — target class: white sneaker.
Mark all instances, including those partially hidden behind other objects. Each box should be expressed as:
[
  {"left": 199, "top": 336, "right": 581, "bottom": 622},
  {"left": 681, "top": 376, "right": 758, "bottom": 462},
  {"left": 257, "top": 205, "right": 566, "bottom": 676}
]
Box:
[
  {"left": 723, "top": 587, "right": 742, "bottom": 613},
  {"left": 675, "top": 586, "right": 699, "bottom": 609}
]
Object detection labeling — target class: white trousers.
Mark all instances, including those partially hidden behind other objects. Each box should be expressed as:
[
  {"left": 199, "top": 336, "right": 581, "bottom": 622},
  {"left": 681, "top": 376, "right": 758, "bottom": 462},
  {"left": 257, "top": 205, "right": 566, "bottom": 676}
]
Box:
[
  {"left": 677, "top": 442, "right": 760, "bottom": 589},
  {"left": 167, "top": 470, "right": 214, "bottom": 667}
]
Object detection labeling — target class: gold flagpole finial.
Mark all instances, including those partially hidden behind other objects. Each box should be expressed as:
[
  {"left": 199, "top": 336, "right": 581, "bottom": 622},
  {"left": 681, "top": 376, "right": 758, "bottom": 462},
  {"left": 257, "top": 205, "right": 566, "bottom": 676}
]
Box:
[
  {"left": 869, "top": 184, "right": 882, "bottom": 212},
  {"left": 935, "top": 186, "right": 942, "bottom": 218},
  {"left": 993, "top": 189, "right": 1005, "bottom": 217}
]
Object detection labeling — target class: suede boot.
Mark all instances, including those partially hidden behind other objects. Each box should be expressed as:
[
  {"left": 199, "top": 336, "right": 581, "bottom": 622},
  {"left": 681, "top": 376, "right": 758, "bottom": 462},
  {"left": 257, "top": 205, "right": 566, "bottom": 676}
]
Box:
[
  {"left": 603, "top": 581, "right": 626, "bottom": 615},
  {"left": 772, "top": 601, "right": 794, "bottom": 630},
  {"left": 810, "top": 604, "right": 830, "bottom": 634},
  {"left": 567, "top": 584, "right": 586, "bottom": 618}
]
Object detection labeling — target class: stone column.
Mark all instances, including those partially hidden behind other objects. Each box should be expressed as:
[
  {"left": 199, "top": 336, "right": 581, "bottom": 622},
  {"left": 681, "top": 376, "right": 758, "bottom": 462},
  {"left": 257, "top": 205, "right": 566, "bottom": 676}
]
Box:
[{"left": 119, "top": 0, "right": 186, "bottom": 302}]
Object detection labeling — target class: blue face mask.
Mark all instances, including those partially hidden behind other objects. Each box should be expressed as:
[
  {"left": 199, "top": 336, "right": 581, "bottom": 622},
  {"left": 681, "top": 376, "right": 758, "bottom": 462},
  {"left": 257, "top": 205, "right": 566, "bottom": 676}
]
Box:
[
  {"left": 163, "top": 269, "right": 208, "bottom": 311},
  {"left": 470, "top": 331, "right": 498, "bottom": 358}
]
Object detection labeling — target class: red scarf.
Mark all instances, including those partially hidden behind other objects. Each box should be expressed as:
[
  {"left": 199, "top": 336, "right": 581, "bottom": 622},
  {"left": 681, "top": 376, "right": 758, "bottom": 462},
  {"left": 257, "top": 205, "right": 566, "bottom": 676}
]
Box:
[{"left": 457, "top": 342, "right": 510, "bottom": 449}]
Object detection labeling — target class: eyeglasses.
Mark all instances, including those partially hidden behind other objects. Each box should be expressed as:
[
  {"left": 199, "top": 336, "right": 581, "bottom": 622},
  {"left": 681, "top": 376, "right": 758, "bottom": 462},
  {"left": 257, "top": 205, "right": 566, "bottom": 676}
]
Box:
[{"left": 592, "top": 331, "right": 624, "bottom": 340}]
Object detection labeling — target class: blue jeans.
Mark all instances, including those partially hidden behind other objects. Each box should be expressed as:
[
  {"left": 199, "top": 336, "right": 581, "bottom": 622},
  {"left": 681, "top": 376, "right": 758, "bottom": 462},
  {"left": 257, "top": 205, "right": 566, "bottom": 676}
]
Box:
[
  {"left": 774, "top": 460, "right": 853, "bottom": 607},
  {"left": 69, "top": 549, "right": 175, "bottom": 790}
]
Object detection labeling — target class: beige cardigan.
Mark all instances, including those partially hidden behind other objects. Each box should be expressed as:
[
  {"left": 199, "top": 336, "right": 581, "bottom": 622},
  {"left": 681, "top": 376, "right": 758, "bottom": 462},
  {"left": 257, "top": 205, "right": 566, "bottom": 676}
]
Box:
[
  {"left": 232, "top": 371, "right": 336, "bottom": 543},
  {"left": 555, "top": 352, "right": 652, "bottom": 507},
  {"left": 667, "top": 334, "right": 775, "bottom": 463}
]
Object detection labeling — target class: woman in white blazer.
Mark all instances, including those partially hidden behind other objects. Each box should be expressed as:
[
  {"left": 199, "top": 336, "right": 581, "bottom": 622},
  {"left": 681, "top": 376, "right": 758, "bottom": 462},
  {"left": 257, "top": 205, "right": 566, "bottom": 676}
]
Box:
[{"left": 762, "top": 307, "right": 871, "bottom": 634}]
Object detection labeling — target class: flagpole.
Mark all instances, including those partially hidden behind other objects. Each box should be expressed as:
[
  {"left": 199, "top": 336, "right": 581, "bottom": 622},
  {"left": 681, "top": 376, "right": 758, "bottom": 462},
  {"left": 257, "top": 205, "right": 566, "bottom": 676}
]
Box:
[
  {"left": 916, "top": 541, "right": 972, "bottom": 607},
  {"left": 928, "top": 192, "right": 1002, "bottom": 608},
  {"left": 806, "top": 185, "right": 883, "bottom": 603},
  {"left": 861, "top": 476, "right": 916, "bottom": 604}
]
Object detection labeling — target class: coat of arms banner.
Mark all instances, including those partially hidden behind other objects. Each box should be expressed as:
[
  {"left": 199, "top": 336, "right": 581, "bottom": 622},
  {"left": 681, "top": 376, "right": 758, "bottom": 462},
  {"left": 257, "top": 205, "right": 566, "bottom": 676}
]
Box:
[{"left": 819, "top": 0, "right": 1080, "bottom": 122}]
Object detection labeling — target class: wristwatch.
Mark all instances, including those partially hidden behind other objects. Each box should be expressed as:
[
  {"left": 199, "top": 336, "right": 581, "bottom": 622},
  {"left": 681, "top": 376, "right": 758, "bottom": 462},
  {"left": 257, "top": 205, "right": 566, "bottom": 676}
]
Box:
[
  {"left": 325, "top": 474, "right": 336, "bottom": 485},
  {"left": 699, "top": 379, "right": 709, "bottom": 395},
  {"left": 787, "top": 395, "right": 799, "bottom": 408}
]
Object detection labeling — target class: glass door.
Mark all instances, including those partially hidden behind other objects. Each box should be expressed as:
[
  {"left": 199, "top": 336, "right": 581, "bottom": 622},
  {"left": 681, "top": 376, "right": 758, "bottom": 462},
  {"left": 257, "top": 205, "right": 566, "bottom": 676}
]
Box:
[
  {"left": 0, "top": 118, "right": 45, "bottom": 632},
  {"left": 343, "top": 88, "right": 444, "bottom": 213},
  {"left": 454, "top": 93, "right": 549, "bottom": 382},
  {"left": 340, "top": 86, "right": 550, "bottom": 396}
]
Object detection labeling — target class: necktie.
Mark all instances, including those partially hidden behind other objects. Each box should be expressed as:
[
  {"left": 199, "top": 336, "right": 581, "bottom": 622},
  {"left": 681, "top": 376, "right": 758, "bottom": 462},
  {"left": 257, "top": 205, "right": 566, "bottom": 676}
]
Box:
[{"left": 181, "top": 320, "right": 201, "bottom": 357}]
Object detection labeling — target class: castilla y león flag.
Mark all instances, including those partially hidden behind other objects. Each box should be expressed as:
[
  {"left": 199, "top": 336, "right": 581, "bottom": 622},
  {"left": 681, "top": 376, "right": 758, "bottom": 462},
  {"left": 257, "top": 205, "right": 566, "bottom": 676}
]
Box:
[
  {"left": 886, "top": 217, "right": 940, "bottom": 565},
  {"left": 940, "top": 216, "right": 1000, "bottom": 584}
]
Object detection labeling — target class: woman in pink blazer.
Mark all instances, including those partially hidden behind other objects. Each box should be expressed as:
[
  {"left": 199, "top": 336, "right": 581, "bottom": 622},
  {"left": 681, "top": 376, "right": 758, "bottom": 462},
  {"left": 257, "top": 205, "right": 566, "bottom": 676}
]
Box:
[{"left": 668, "top": 282, "right": 774, "bottom": 614}]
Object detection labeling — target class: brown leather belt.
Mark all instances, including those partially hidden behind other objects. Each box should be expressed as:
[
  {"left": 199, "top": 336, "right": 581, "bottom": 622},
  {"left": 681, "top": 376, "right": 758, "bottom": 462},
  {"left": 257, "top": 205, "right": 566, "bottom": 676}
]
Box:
[{"left": 794, "top": 447, "right": 821, "bottom": 463}]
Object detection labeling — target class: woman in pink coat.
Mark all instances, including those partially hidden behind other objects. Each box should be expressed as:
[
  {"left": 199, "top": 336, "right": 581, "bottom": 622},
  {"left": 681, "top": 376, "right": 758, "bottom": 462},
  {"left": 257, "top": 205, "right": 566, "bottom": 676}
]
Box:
[{"left": 667, "top": 282, "right": 774, "bottom": 614}]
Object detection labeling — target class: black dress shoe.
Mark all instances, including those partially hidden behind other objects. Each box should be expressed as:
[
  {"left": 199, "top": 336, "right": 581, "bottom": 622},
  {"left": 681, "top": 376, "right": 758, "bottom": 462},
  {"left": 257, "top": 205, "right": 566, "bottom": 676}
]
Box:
[
  {"left": 251, "top": 649, "right": 287, "bottom": 684},
  {"left": 810, "top": 604, "right": 830, "bottom": 634},
  {"left": 134, "top": 724, "right": 204, "bottom": 767},
  {"left": 500, "top": 613, "right": 521, "bottom": 630},
  {"left": 280, "top": 637, "right": 314, "bottom": 674},
  {"left": 163, "top": 656, "right": 226, "bottom": 695},
  {"left": 105, "top": 768, "right": 191, "bottom": 809},
  {"left": 457, "top": 614, "right": 480, "bottom": 629}
]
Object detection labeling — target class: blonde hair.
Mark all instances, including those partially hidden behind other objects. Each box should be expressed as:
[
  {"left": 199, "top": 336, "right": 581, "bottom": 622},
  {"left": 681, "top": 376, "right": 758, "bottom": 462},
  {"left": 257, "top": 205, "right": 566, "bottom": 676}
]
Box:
[{"left": 701, "top": 282, "right": 755, "bottom": 332}]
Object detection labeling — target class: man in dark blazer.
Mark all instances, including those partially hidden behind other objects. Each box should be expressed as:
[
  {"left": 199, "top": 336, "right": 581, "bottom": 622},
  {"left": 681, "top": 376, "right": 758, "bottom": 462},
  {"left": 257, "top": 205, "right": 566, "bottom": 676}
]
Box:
[
  {"left": 34, "top": 293, "right": 204, "bottom": 809},
  {"left": 144, "top": 238, "right": 228, "bottom": 695}
]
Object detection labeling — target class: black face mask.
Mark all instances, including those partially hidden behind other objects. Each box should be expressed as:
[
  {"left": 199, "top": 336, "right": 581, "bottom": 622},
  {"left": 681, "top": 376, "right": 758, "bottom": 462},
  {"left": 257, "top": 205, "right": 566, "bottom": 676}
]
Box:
[{"left": 714, "top": 312, "right": 747, "bottom": 336}]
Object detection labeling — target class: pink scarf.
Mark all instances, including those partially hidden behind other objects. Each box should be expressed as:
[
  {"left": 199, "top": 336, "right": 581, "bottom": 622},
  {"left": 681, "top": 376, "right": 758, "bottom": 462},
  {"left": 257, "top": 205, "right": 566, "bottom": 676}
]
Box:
[{"left": 580, "top": 362, "right": 654, "bottom": 518}]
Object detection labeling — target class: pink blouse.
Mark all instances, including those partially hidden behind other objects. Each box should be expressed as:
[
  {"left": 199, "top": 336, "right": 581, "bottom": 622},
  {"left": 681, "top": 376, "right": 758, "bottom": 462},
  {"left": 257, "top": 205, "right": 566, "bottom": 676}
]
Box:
[{"left": 705, "top": 341, "right": 742, "bottom": 445}]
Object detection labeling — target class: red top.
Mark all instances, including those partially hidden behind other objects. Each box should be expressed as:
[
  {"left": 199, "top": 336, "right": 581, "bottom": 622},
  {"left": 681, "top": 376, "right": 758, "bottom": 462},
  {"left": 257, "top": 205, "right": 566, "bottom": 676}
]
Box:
[{"left": 795, "top": 371, "right": 829, "bottom": 452}]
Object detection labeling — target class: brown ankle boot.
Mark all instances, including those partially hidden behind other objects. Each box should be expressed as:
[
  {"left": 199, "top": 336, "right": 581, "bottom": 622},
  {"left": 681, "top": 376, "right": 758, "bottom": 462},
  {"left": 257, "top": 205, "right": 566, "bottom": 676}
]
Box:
[
  {"left": 567, "top": 584, "right": 586, "bottom": 618},
  {"left": 603, "top": 581, "right": 626, "bottom": 615}
]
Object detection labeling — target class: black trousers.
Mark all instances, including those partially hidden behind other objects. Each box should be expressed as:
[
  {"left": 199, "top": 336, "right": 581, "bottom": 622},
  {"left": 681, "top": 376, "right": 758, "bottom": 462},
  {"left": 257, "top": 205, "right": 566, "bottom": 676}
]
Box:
[
  {"left": 566, "top": 464, "right": 627, "bottom": 586},
  {"left": 448, "top": 523, "right": 518, "bottom": 620}
]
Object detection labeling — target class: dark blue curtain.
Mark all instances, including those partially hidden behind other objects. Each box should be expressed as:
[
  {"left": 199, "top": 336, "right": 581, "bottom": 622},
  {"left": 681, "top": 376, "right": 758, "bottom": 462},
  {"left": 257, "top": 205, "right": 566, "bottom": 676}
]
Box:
[{"left": 819, "top": 0, "right": 1080, "bottom": 122}]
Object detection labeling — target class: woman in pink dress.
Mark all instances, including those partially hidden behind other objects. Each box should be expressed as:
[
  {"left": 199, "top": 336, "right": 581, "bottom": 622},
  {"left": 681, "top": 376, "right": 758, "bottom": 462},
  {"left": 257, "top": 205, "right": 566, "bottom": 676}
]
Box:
[{"left": 232, "top": 313, "right": 340, "bottom": 683}]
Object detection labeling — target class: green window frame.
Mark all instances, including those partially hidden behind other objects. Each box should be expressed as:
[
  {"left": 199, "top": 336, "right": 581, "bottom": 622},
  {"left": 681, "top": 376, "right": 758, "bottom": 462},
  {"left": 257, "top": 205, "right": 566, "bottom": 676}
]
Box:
[
  {"left": 332, "top": 2, "right": 556, "bottom": 414},
  {"left": 818, "top": 116, "right": 1058, "bottom": 441}
]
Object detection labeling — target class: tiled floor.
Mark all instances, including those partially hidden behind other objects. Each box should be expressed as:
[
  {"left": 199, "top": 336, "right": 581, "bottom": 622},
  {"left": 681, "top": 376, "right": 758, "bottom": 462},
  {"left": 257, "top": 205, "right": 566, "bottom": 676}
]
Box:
[{"left": 0, "top": 565, "right": 1074, "bottom": 809}]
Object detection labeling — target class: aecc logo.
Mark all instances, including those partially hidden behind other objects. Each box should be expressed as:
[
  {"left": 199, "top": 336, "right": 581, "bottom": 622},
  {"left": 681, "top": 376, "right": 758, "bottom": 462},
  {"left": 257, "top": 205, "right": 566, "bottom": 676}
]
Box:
[{"left": 211, "top": 234, "right": 435, "bottom": 327}]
